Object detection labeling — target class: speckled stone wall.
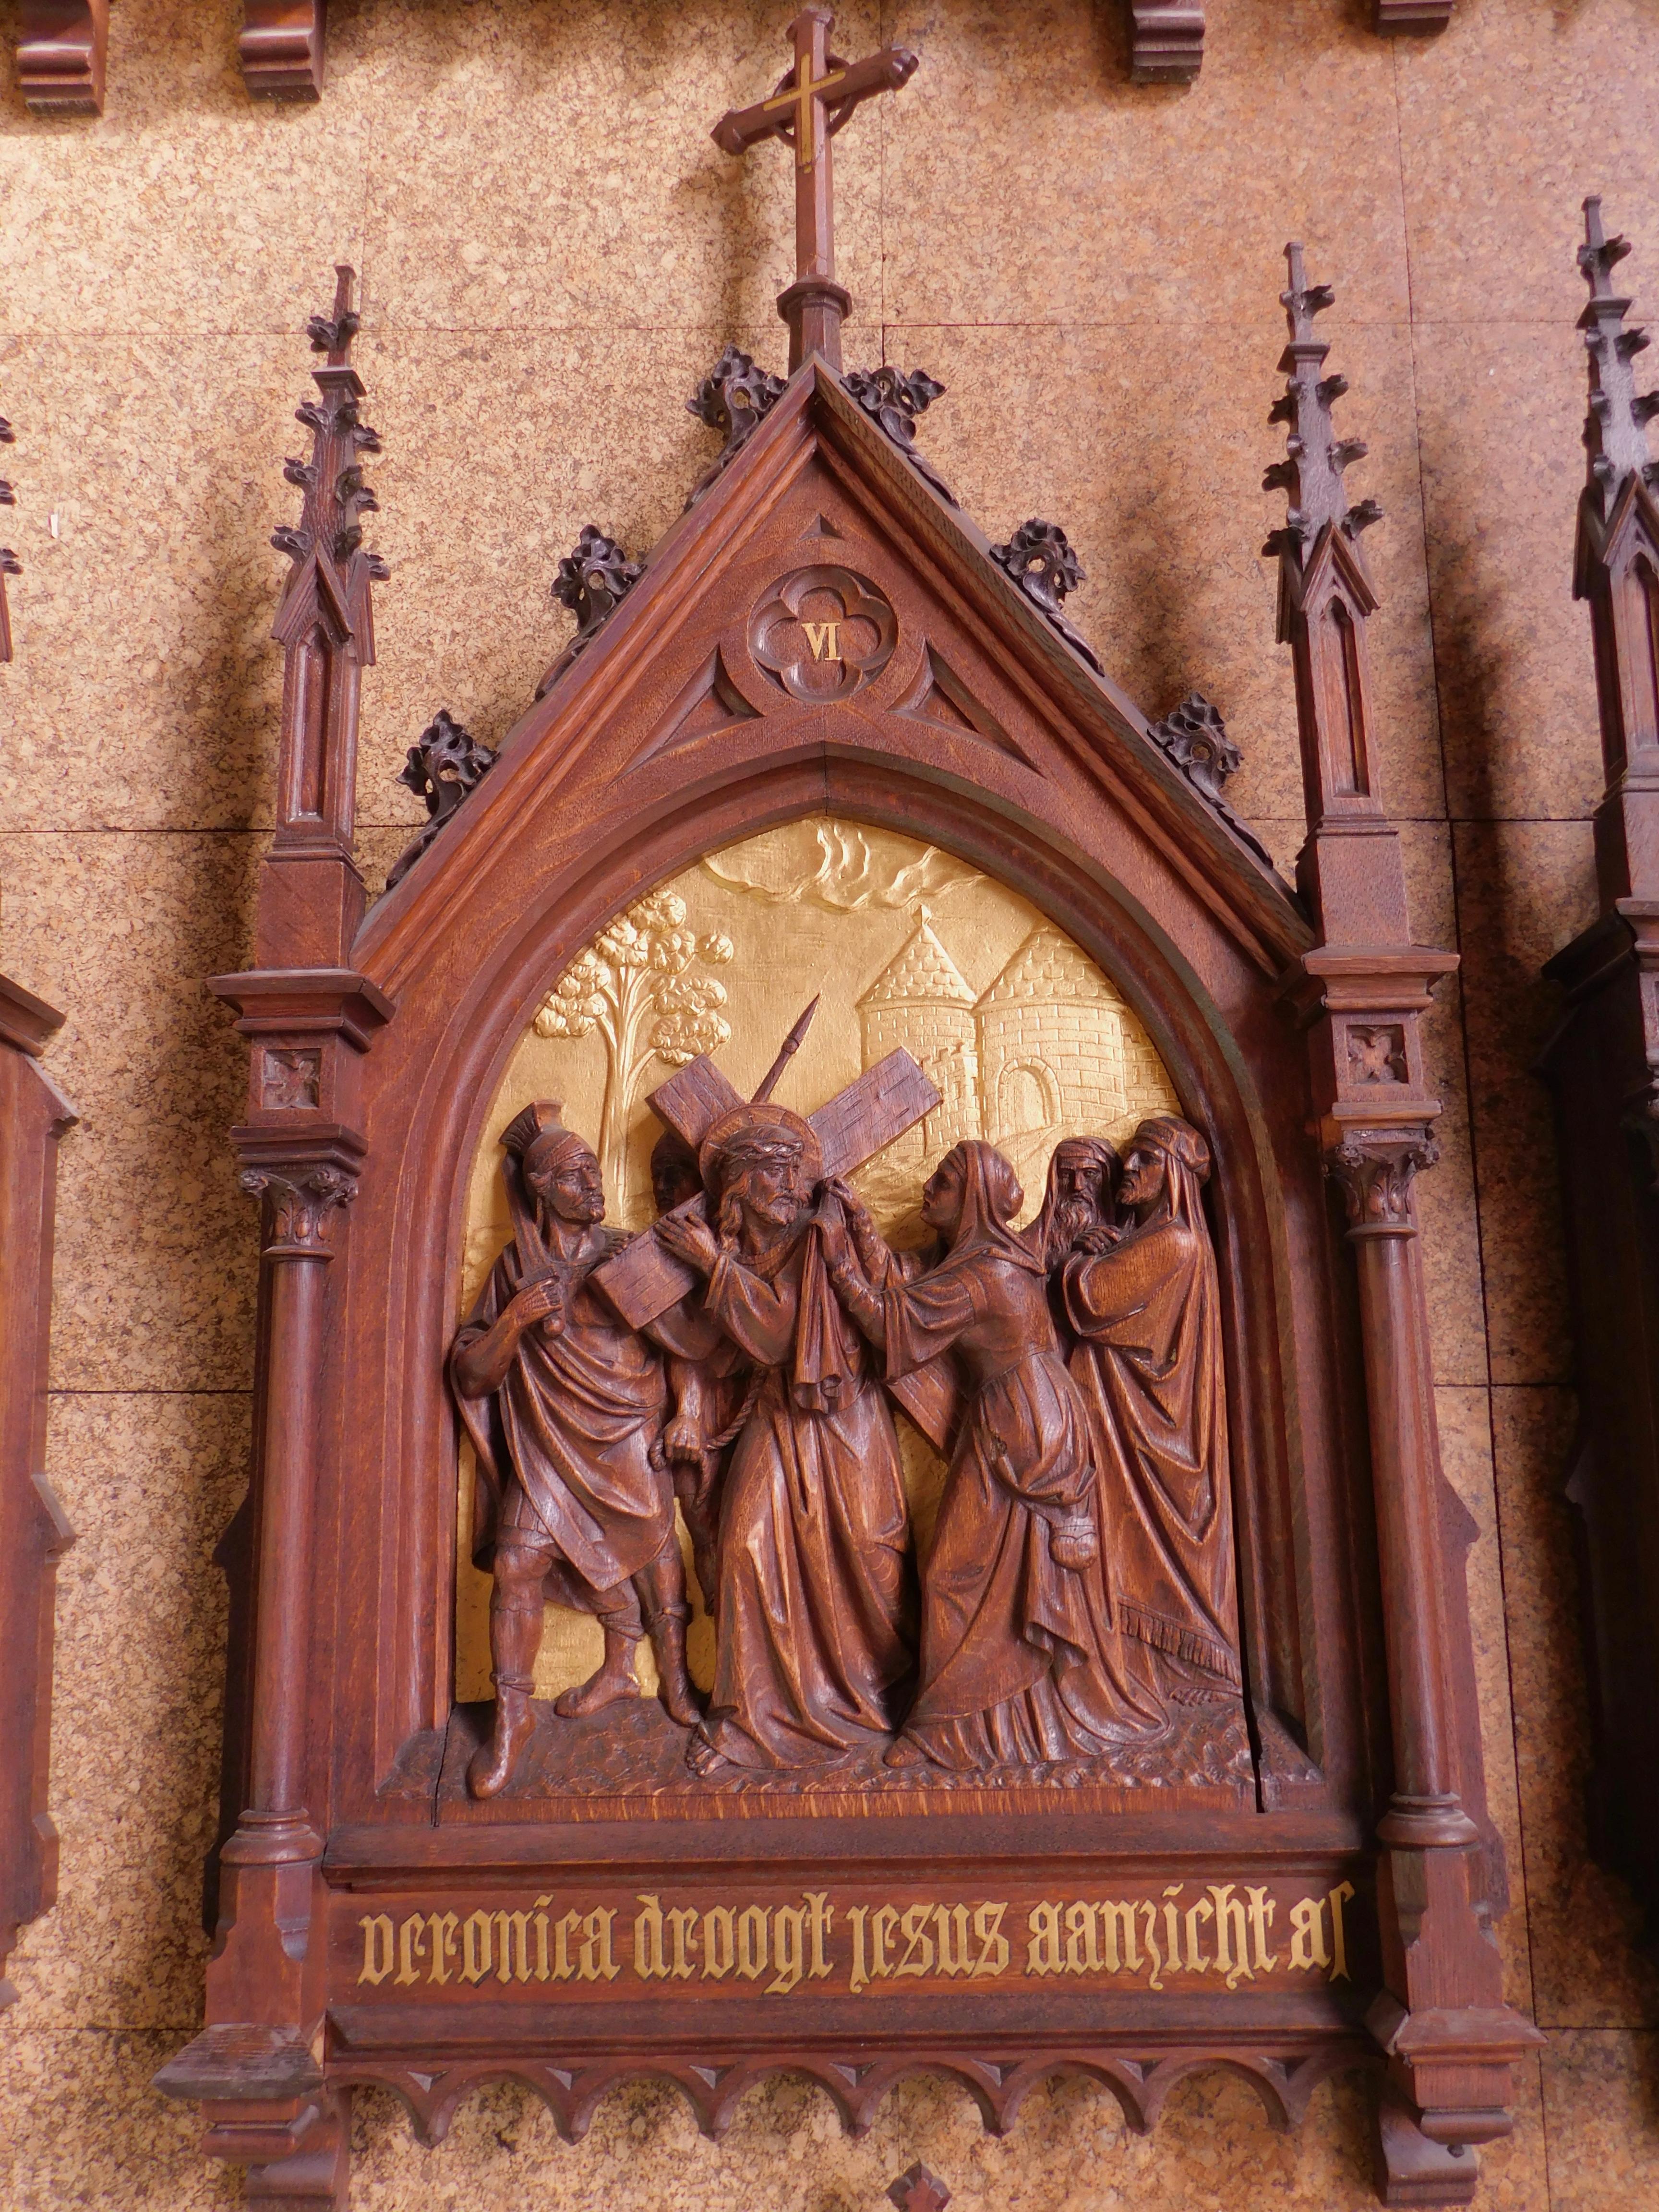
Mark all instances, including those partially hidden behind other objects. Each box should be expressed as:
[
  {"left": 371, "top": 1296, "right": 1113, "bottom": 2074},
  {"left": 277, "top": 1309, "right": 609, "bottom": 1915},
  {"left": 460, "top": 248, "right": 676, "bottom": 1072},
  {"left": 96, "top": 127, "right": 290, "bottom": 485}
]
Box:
[{"left": 0, "top": 0, "right": 1655, "bottom": 2205}]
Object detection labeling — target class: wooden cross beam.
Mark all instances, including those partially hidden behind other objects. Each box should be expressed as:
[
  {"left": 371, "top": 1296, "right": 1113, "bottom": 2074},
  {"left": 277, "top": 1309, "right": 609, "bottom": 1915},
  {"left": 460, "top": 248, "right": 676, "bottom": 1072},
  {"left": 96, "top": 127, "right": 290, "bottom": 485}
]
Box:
[
  {"left": 592, "top": 1046, "right": 958, "bottom": 1450},
  {"left": 711, "top": 7, "right": 918, "bottom": 374}
]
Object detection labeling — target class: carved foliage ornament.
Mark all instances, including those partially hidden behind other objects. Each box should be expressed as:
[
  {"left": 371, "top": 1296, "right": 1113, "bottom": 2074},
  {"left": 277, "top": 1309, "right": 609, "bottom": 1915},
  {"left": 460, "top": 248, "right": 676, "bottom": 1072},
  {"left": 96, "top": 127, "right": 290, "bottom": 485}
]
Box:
[
  {"left": 686, "top": 345, "right": 788, "bottom": 501},
  {"left": 843, "top": 366, "right": 955, "bottom": 504},
  {"left": 1146, "top": 693, "right": 1274, "bottom": 868},
  {"left": 387, "top": 709, "right": 497, "bottom": 890},
  {"left": 1324, "top": 1131, "right": 1439, "bottom": 1231},
  {"left": 239, "top": 1163, "right": 357, "bottom": 1250},
  {"left": 988, "top": 519, "right": 1104, "bottom": 673}
]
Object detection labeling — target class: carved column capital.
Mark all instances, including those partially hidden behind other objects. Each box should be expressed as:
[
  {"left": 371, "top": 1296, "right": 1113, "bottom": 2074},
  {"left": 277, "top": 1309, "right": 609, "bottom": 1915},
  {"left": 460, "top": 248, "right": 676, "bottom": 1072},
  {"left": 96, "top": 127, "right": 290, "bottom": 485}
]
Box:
[
  {"left": 1325, "top": 1128, "right": 1440, "bottom": 1235},
  {"left": 239, "top": 1162, "right": 357, "bottom": 1253}
]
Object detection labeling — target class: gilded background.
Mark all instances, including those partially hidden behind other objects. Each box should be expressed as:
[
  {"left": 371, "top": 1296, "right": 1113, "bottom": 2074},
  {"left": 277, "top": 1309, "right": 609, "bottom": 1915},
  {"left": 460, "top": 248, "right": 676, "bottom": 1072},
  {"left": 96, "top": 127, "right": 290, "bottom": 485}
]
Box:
[
  {"left": 0, "top": 0, "right": 1654, "bottom": 2204},
  {"left": 455, "top": 816, "right": 1179, "bottom": 1701}
]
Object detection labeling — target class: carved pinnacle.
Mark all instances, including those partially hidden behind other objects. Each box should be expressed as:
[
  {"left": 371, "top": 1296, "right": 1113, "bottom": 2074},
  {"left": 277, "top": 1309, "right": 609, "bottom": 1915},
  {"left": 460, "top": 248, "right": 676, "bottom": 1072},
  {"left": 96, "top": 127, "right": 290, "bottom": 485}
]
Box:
[
  {"left": 1578, "top": 196, "right": 1659, "bottom": 516},
  {"left": 273, "top": 266, "right": 391, "bottom": 602},
  {"left": 1263, "top": 242, "right": 1383, "bottom": 563}
]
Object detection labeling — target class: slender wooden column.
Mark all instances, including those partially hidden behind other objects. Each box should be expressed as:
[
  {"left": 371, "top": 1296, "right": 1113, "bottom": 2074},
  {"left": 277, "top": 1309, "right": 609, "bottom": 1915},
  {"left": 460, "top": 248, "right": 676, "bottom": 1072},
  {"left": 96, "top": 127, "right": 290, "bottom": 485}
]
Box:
[
  {"left": 222, "top": 1155, "right": 356, "bottom": 1867},
  {"left": 1267, "top": 242, "right": 1541, "bottom": 2200},
  {"left": 154, "top": 278, "right": 392, "bottom": 2207}
]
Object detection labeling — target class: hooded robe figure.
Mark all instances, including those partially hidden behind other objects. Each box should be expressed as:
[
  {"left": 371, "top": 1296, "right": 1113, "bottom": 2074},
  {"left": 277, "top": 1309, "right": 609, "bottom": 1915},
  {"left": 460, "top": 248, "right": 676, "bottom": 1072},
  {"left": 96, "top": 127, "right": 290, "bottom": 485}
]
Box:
[
  {"left": 1060, "top": 1114, "right": 1241, "bottom": 1699},
  {"left": 828, "top": 1140, "right": 1166, "bottom": 1770}
]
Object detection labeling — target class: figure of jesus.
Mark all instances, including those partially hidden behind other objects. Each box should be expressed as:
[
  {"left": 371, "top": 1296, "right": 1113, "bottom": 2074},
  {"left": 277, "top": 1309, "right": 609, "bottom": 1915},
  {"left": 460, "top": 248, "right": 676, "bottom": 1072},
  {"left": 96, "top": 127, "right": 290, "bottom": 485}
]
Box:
[
  {"left": 450, "top": 1105, "right": 698, "bottom": 1799},
  {"left": 821, "top": 1141, "right": 1166, "bottom": 1770},
  {"left": 655, "top": 1102, "right": 914, "bottom": 1776}
]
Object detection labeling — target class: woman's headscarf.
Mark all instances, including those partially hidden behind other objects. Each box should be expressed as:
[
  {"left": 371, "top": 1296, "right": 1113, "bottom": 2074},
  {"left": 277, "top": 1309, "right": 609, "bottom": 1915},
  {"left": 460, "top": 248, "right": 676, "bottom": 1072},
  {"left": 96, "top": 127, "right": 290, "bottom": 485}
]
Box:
[{"left": 935, "top": 1140, "right": 1048, "bottom": 1275}]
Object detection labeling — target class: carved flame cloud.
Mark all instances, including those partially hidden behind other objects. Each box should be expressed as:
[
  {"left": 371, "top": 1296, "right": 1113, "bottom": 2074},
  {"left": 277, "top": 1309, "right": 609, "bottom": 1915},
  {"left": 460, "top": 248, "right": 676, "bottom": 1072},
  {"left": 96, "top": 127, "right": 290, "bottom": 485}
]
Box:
[{"left": 702, "top": 819, "right": 980, "bottom": 912}]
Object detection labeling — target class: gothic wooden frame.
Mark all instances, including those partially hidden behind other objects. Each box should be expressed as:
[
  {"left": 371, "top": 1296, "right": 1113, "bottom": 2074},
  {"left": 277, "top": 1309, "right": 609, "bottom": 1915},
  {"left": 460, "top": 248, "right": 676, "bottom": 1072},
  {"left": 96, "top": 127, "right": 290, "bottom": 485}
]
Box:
[
  {"left": 1540, "top": 199, "right": 1659, "bottom": 1935},
  {"left": 153, "top": 250, "right": 1538, "bottom": 2208},
  {"left": 0, "top": 968, "right": 75, "bottom": 2007}
]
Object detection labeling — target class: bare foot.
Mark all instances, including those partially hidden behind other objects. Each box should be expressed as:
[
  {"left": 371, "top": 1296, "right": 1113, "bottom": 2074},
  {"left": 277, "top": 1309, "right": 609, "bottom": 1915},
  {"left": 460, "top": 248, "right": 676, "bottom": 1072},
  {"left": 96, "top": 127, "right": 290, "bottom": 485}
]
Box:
[
  {"left": 882, "top": 1734, "right": 927, "bottom": 1769},
  {"left": 467, "top": 1696, "right": 537, "bottom": 1799},
  {"left": 686, "top": 1732, "right": 730, "bottom": 1778},
  {"left": 554, "top": 1659, "right": 638, "bottom": 1719}
]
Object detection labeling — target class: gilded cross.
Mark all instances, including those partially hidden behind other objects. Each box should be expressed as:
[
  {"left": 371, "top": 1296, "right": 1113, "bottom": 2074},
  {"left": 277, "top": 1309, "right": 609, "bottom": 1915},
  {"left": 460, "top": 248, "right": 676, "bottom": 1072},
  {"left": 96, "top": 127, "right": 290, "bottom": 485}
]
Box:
[{"left": 712, "top": 6, "right": 918, "bottom": 373}]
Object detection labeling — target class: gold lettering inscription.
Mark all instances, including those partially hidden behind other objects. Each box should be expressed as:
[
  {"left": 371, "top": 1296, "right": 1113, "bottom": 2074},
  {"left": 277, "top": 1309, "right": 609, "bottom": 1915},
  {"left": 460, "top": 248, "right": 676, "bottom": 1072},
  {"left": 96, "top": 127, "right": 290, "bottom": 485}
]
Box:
[
  {"left": 352, "top": 1882, "right": 1362, "bottom": 1994},
  {"left": 358, "top": 1914, "right": 394, "bottom": 1985},
  {"left": 803, "top": 620, "right": 841, "bottom": 661}
]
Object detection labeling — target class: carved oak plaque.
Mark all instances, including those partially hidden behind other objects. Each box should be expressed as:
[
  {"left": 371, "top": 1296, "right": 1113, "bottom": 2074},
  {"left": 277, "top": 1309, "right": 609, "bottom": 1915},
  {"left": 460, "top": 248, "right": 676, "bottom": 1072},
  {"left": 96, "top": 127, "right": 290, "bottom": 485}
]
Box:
[{"left": 158, "top": 34, "right": 1538, "bottom": 2206}]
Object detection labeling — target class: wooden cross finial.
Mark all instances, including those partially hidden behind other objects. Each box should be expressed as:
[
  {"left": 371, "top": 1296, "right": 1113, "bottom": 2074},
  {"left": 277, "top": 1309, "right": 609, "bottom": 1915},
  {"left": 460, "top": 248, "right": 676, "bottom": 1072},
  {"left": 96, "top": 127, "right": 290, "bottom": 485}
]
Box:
[{"left": 712, "top": 8, "right": 918, "bottom": 373}]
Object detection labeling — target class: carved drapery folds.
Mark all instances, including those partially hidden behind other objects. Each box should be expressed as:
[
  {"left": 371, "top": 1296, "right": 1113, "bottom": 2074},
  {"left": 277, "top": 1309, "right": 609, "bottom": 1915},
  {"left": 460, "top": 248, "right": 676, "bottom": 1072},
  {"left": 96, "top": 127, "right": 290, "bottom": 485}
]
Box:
[
  {"left": 1540, "top": 202, "right": 1659, "bottom": 1938},
  {"left": 240, "top": 0, "right": 327, "bottom": 100},
  {"left": 386, "top": 709, "right": 496, "bottom": 890},
  {"left": 988, "top": 518, "right": 1104, "bottom": 673}
]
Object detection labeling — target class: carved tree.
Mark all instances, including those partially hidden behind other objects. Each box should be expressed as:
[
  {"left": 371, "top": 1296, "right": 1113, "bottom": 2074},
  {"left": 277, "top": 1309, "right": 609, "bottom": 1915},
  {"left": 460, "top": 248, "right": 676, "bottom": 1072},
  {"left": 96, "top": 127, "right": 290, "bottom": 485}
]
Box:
[{"left": 534, "top": 892, "right": 734, "bottom": 1218}]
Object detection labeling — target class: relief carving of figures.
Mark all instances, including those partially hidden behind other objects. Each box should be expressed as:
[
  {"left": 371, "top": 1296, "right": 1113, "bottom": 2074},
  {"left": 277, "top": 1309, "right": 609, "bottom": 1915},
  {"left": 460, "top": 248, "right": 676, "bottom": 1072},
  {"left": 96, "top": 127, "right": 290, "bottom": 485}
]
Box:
[
  {"left": 447, "top": 827, "right": 1247, "bottom": 1801},
  {"left": 820, "top": 1142, "right": 1167, "bottom": 1771},
  {"left": 450, "top": 1104, "right": 697, "bottom": 1798},
  {"left": 653, "top": 1105, "right": 915, "bottom": 1777},
  {"left": 1059, "top": 1116, "right": 1242, "bottom": 1703}
]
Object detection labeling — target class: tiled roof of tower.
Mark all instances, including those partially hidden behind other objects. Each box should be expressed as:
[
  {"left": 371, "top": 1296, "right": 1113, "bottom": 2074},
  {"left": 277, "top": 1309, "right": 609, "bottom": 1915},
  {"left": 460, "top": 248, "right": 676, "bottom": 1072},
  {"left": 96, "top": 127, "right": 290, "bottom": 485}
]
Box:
[
  {"left": 857, "top": 917, "right": 977, "bottom": 1009},
  {"left": 977, "top": 925, "right": 1113, "bottom": 1007}
]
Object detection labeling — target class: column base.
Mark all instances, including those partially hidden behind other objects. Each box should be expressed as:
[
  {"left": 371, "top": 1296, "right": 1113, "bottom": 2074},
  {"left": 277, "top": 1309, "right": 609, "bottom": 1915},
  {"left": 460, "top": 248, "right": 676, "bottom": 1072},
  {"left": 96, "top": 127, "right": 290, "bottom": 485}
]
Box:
[{"left": 1375, "top": 2083, "right": 1480, "bottom": 2206}]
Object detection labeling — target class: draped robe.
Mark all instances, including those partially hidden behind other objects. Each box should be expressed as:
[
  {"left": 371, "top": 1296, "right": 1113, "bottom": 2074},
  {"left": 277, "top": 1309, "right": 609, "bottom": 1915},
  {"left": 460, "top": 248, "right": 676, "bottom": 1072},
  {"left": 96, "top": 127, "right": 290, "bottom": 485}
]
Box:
[
  {"left": 453, "top": 1229, "right": 674, "bottom": 1611},
  {"left": 1061, "top": 1214, "right": 1241, "bottom": 1690},
  {"left": 695, "top": 1226, "right": 913, "bottom": 1769},
  {"left": 877, "top": 1153, "right": 1166, "bottom": 1768}
]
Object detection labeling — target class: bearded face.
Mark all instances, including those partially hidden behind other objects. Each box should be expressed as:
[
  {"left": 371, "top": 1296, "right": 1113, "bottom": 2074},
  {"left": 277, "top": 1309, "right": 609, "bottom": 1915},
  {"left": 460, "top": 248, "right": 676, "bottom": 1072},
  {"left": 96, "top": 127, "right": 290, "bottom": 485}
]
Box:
[
  {"left": 718, "top": 1149, "right": 805, "bottom": 1239},
  {"left": 1048, "top": 1146, "right": 1111, "bottom": 1251}
]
